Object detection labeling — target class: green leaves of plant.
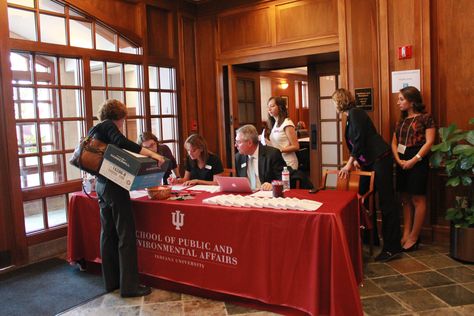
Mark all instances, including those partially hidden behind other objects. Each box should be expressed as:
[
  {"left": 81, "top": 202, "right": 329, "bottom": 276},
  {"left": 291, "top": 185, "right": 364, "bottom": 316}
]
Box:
[
  {"left": 461, "top": 176, "right": 472, "bottom": 186},
  {"left": 430, "top": 151, "right": 443, "bottom": 167},
  {"left": 466, "top": 128, "right": 474, "bottom": 144},
  {"left": 434, "top": 119, "right": 474, "bottom": 227},
  {"left": 446, "top": 176, "right": 460, "bottom": 187}
]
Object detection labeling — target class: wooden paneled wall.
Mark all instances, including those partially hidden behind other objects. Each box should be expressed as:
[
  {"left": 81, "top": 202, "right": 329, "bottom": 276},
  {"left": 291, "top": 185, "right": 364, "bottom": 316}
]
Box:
[
  {"left": 147, "top": 6, "right": 175, "bottom": 58},
  {"left": 429, "top": 0, "right": 474, "bottom": 240},
  {"left": 190, "top": 0, "right": 473, "bottom": 243},
  {"left": 431, "top": 0, "right": 474, "bottom": 130},
  {"left": 216, "top": 0, "right": 339, "bottom": 61},
  {"left": 179, "top": 15, "right": 199, "bottom": 141},
  {"left": 195, "top": 17, "right": 221, "bottom": 154},
  {"left": 192, "top": 0, "right": 339, "bottom": 164},
  {"left": 340, "top": 0, "right": 380, "bottom": 129},
  {"left": 68, "top": 0, "right": 142, "bottom": 44}
]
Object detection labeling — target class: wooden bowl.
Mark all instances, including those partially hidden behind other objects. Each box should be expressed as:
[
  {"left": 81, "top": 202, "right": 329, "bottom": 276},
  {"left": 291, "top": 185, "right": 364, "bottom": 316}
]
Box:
[{"left": 146, "top": 185, "right": 171, "bottom": 200}]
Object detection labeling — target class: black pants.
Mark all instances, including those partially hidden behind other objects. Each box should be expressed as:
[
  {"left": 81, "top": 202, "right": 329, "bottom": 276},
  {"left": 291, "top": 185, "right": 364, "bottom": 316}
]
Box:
[
  {"left": 96, "top": 178, "right": 140, "bottom": 294},
  {"left": 360, "top": 154, "right": 402, "bottom": 253}
]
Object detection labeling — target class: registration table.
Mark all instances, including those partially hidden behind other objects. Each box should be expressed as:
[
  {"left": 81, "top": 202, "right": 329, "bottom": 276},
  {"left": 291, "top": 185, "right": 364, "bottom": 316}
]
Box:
[{"left": 67, "top": 190, "right": 363, "bottom": 316}]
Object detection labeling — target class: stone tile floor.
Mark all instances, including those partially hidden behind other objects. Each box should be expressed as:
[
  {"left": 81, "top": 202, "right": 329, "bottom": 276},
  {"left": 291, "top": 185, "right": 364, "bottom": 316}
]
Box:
[{"left": 60, "top": 243, "right": 474, "bottom": 315}]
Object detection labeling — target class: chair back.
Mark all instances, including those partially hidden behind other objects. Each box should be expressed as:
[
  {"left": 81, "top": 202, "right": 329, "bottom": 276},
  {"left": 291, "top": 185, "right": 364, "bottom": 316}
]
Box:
[
  {"left": 221, "top": 168, "right": 235, "bottom": 177},
  {"left": 321, "top": 169, "right": 374, "bottom": 194},
  {"left": 321, "top": 169, "right": 376, "bottom": 254}
]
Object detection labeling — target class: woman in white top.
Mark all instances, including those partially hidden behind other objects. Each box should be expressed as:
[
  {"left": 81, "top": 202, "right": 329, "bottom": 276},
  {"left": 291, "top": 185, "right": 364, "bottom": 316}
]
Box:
[{"left": 267, "top": 96, "right": 300, "bottom": 170}]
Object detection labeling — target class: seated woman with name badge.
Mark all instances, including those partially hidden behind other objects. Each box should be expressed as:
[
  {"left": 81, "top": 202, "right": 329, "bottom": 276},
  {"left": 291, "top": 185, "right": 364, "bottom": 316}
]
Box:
[{"left": 168, "top": 134, "right": 224, "bottom": 186}]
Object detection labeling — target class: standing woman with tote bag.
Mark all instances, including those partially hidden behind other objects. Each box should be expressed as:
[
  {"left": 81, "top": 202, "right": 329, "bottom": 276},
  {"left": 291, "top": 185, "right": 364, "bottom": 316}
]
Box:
[{"left": 92, "top": 99, "right": 165, "bottom": 297}]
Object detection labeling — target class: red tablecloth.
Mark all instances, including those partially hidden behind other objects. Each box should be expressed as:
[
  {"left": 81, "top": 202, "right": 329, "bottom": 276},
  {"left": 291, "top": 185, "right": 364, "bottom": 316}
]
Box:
[{"left": 67, "top": 190, "right": 363, "bottom": 316}]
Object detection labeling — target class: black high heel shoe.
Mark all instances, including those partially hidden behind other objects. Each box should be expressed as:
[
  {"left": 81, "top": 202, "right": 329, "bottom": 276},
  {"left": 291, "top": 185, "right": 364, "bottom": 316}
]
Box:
[{"left": 402, "top": 238, "right": 420, "bottom": 252}]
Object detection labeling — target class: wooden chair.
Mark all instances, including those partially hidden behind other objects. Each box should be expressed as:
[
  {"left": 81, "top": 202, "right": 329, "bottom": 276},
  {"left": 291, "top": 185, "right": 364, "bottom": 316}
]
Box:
[{"left": 320, "top": 169, "right": 376, "bottom": 255}]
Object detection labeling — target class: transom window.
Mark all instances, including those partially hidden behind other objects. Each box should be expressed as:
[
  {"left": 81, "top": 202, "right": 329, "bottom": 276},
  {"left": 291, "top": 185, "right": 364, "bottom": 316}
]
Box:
[{"left": 7, "top": 0, "right": 141, "bottom": 54}]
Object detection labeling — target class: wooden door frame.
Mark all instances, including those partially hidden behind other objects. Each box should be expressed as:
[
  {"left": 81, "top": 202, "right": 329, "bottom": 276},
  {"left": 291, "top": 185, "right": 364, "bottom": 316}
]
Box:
[{"left": 308, "top": 62, "right": 340, "bottom": 189}]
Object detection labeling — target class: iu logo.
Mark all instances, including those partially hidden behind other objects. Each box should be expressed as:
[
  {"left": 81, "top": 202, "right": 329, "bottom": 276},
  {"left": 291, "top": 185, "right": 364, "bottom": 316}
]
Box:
[{"left": 171, "top": 210, "right": 185, "bottom": 230}]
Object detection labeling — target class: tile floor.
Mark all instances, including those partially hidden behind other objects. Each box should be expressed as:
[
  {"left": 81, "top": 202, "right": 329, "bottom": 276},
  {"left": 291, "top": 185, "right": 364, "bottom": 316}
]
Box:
[{"left": 60, "top": 243, "right": 474, "bottom": 315}]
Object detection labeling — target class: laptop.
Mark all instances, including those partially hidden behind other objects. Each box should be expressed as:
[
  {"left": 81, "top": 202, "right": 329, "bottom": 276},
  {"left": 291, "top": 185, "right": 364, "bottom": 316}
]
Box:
[{"left": 215, "top": 176, "right": 253, "bottom": 193}]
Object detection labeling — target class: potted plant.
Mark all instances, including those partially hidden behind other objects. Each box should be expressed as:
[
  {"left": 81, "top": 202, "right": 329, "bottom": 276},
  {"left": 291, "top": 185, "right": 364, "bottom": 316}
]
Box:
[{"left": 430, "top": 118, "right": 474, "bottom": 262}]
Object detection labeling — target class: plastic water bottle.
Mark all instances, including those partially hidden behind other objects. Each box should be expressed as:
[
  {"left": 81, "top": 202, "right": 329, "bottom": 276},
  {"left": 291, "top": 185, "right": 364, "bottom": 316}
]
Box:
[
  {"left": 83, "top": 174, "right": 96, "bottom": 194},
  {"left": 282, "top": 166, "right": 290, "bottom": 191}
]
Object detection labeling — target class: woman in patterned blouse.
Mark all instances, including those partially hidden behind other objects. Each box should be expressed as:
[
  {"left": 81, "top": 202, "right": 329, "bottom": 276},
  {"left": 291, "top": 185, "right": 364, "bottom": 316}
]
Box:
[{"left": 391, "top": 86, "right": 435, "bottom": 252}]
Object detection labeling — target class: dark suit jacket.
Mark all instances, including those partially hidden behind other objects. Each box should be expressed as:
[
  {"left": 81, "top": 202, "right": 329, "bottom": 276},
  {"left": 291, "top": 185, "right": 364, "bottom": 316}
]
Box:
[
  {"left": 345, "top": 108, "right": 390, "bottom": 165},
  {"left": 235, "top": 144, "right": 286, "bottom": 184}
]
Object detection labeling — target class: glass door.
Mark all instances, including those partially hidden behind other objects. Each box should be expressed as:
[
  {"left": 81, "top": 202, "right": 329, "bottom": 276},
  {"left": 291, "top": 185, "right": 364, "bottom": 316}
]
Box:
[{"left": 319, "top": 75, "right": 343, "bottom": 188}]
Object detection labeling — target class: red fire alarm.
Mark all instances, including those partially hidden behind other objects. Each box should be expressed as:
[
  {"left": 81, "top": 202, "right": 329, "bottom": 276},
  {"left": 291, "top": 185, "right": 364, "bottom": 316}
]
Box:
[
  {"left": 190, "top": 119, "right": 198, "bottom": 132},
  {"left": 398, "top": 45, "right": 413, "bottom": 59}
]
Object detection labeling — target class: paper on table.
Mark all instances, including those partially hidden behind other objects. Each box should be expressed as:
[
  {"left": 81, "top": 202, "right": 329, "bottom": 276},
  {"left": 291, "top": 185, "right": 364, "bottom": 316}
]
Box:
[
  {"left": 171, "top": 184, "right": 189, "bottom": 191},
  {"left": 249, "top": 190, "right": 273, "bottom": 198},
  {"left": 186, "top": 185, "right": 220, "bottom": 193},
  {"left": 202, "top": 194, "right": 323, "bottom": 211},
  {"left": 130, "top": 190, "right": 148, "bottom": 199}
]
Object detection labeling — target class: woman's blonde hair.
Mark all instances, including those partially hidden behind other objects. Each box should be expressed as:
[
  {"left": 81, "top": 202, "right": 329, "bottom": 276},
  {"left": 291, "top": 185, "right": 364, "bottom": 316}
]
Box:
[
  {"left": 331, "top": 88, "right": 355, "bottom": 113},
  {"left": 97, "top": 99, "right": 128, "bottom": 121}
]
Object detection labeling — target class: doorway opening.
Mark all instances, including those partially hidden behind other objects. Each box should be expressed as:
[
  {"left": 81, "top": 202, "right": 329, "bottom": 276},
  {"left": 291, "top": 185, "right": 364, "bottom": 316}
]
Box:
[{"left": 223, "top": 52, "right": 342, "bottom": 187}]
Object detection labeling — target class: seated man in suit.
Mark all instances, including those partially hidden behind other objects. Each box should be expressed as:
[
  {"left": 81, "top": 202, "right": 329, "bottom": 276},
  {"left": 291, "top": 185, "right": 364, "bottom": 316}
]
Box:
[{"left": 235, "top": 124, "right": 286, "bottom": 191}]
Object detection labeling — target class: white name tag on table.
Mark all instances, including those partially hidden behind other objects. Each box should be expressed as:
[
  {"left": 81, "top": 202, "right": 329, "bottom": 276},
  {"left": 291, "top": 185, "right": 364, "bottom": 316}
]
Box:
[{"left": 187, "top": 185, "right": 220, "bottom": 193}]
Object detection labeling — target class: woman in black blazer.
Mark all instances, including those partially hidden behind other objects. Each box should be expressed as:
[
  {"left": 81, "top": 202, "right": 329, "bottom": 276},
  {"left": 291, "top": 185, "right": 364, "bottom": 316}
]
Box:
[
  {"left": 94, "top": 99, "right": 165, "bottom": 297},
  {"left": 332, "top": 89, "right": 402, "bottom": 262}
]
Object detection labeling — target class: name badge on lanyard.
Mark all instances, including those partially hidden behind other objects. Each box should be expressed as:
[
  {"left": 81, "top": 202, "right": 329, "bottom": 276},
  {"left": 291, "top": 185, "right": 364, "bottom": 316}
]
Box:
[
  {"left": 398, "top": 116, "right": 416, "bottom": 154},
  {"left": 397, "top": 144, "right": 406, "bottom": 154},
  {"left": 205, "top": 164, "right": 212, "bottom": 170}
]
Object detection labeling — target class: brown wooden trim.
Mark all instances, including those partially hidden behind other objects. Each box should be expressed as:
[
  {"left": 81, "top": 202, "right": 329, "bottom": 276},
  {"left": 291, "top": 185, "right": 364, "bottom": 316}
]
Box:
[
  {"left": 22, "top": 181, "right": 82, "bottom": 201},
  {"left": 215, "top": 62, "right": 227, "bottom": 168},
  {"left": 377, "top": 0, "right": 391, "bottom": 140},
  {"left": 421, "top": 0, "right": 431, "bottom": 114},
  {"left": 0, "top": 0, "right": 28, "bottom": 265},
  {"left": 26, "top": 226, "right": 67, "bottom": 246},
  {"left": 141, "top": 3, "right": 151, "bottom": 132},
  {"left": 337, "top": 0, "right": 348, "bottom": 89},
  {"left": 258, "top": 71, "right": 308, "bottom": 82},
  {"left": 218, "top": 37, "right": 339, "bottom": 63},
  {"left": 66, "top": 0, "right": 143, "bottom": 46},
  {"left": 227, "top": 64, "right": 237, "bottom": 168},
  {"left": 218, "top": 42, "right": 339, "bottom": 66},
  {"left": 9, "top": 39, "right": 143, "bottom": 63}
]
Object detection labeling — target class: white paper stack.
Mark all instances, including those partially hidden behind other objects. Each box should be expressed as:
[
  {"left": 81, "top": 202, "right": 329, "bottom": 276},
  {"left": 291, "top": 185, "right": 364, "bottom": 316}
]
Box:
[{"left": 202, "top": 194, "right": 322, "bottom": 211}]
